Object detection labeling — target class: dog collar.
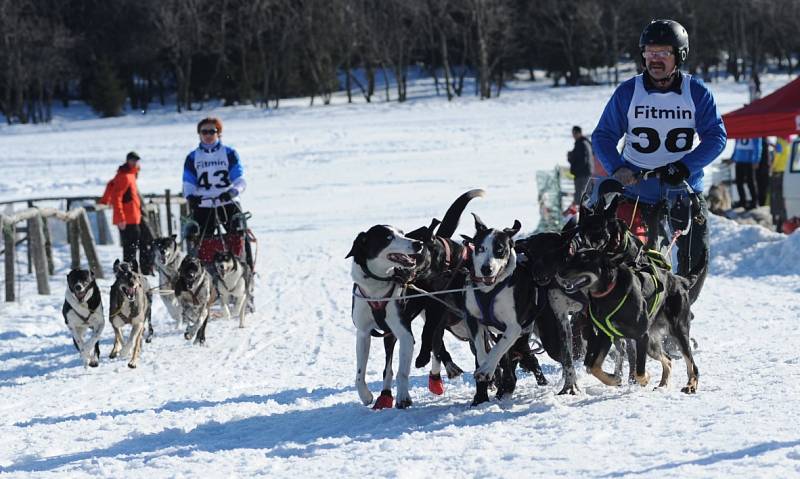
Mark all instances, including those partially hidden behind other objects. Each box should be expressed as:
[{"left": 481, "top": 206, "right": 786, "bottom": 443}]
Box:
[
  {"left": 590, "top": 281, "right": 617, "bottom": 298},
  {"left": 360, "top": 264, "right": 394, "bottom": 282}
]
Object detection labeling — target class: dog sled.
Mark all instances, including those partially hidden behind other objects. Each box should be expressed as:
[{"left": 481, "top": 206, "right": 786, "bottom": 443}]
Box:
[
  {"left": 182, "top": 197, "right": 257, "bottom": 271},
  {"left": 182, "top": 197, "right": 258, "bottom": 320}
]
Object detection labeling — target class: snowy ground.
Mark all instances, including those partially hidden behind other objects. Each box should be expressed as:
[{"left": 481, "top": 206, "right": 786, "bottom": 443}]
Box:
[{"left": 1, "top": 75, "right": 799, "bottom": 478}]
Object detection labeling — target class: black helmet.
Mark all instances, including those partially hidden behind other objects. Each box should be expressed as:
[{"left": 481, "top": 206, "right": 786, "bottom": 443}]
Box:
[{"left": 640, "top": 19, "right": 689, "bottom": 66}]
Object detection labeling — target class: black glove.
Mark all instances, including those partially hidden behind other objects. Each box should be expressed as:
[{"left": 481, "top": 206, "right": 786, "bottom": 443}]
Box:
[
  {"left": 654, "top": 161, "right": 690, "bottom": 186},
  {"left": 186, "top": 195, "right": 201, "bottom": 209},
  {"left": 218, "top": 188, "right": 238, "bottom": 203}
]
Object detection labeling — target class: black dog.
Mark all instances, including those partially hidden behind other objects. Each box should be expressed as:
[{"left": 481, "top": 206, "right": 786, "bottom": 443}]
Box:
[{"left": 557, "top": 248, "right": 702, "bottom": 393}]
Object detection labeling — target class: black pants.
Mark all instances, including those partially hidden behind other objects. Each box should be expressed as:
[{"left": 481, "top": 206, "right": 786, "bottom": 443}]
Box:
[
  {"left": 735, "top": 162, "right": 758, "bottom": 208},
  {"left": 637, "top": 194, "right": 709, "bottom": 278},
  {"left": 120, "top": 224, "right": 141, "bottom": 265},
  {"left": 190, "top": 204, "right": 242, "bottom": 238}
]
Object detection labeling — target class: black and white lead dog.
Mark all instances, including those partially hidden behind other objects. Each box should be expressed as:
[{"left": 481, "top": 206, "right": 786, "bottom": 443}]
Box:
[
  {"left": 213, "top": 251, "right": 252, "bottom": 328},
  {"left": 348, "top": 225, "right": 423, "bottom": 409},
  {"left": 153, "top": 235, "right": 185, "bottom": 328},
  {"left": 463, "top": 214, "right": 581, "bottom": 405},
  {"left": 109, "top": 259, "right": 152, "bottom": 368},
  {"left": 63, "top": 269, "right": 104, "bottom": 367}
]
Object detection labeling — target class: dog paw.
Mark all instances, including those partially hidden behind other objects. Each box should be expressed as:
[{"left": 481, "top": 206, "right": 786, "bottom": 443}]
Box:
[
  {"left": 680, "top": 385, "right": 697, "bottom": 394},
  {"left": 474, "top": 368, "right": 494, "bottom": 383},
  {"left": 428, "top": 373, "right": 445, "bottom": 396},
  {"left": 557, "top": 383, "right": 581, "bottom": 395},
  {"left": 89, "top": 360, "right": 99, "bottom": 368},
  {"left": 534, "top": 370, "right": 549, "bottom": 386},
  {"left": 444, "top": 361, "right": 464, "bottom": 379},
  {"left": 109, "top": 351, "right": 118, "bottom": 359},
  {"left": 184, "top": 332, "right": 193, "bottom": 340},
  {"left": 395, "top": 397, "right": 413, "bottom": 409},
  {"left": 372, "top": 390, "right": 393, "bottom": 410},
  {"left": 635, "top": 372, "right": 650, "bottom": 387},
  {"left": 470, "top": 392, "right": 490, "bottom": 407},
  {"left": 127, "top": 362, "right": 137, "bottom": 369},
  {"left": 415, "top": 353, "right": 431, "bottom": 369}
]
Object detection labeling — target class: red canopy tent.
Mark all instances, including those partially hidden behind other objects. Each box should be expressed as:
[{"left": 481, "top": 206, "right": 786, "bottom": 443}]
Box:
[{"left": 722, "top": 76, "right": 800, "bottom": 139}]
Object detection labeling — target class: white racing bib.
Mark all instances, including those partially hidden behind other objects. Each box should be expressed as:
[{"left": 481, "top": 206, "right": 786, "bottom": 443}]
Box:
[
  {"left": 193, "top": 145, "right": 233, "bottom": 206},
  {"left": 623, "top": 74, "right": 697, "bottom": 169}
]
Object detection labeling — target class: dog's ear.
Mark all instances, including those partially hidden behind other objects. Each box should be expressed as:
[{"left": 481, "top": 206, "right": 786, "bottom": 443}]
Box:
[
  {"left": 90, "top": 269, "right": 96, "bottom": 281},
  {"left": 460, "top": 234, "right": 474, "bottom": 244},
  {"left": 130, "top": 259, "right": 140, "bottom": 274},
  {"left": 472, "top": 213, "right": 487, "bottom": 233},
  {"left": 504, "top": 220, "right": 521, "bottom": 238},
  {"left": 113, "top": 259, "right": 121, "bottom": 274},
  {"left": 406, "top": 226, "right": 431, "bottom": 242},
  {"left": 603, "top": 194, "right": 620, "bottom": 218},
  {"left": 346, "top": 231, "right": 367, "bottom": 261},
  {"left": 428, "top": 218, "right": 441, "bottom": 239}
]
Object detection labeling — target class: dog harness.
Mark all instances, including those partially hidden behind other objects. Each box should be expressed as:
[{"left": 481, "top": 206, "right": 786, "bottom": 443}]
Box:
[
  {"left": 438, "top": 237, "right": 469, "bottom": 269},
  {"left": 467, "top": 275, "right": 516, "bottom": 332},
  {"left": 65, "top": 287, "right": 97, "bottom": 323},
  {"left": 589, "top": 261, "right": 664, "bottom": 341},
  {"left": 353, "top": 283, "right": 395, "bottom": 335}
]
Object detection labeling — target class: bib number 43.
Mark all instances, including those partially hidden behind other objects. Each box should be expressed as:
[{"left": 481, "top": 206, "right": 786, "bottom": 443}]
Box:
[
  {"left": 632, "top": 127, "right": 695, "bottom": 154},
  {"left": 198, "top": 170, "right": 231, "bottom": 189}
]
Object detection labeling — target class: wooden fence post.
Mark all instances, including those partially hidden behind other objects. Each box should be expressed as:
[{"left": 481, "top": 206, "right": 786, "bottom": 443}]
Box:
[
  {"left": 96, "top": 208, "right": 112, "bottom": 245},
  {"left": 77, "top": 210, "right": 104, "bottom": 279},
  {"left": 165, "top": 189, "right": 173, "bottom": 237},
  {"left": 27, "top": 213, "right": 51, "bottom": 295},
  {"left": 4, "top": 221, "right": 16, "bottom": 302},
  {"left": 42, "top": 216, "right": 55, "bottom": 275},
  {"left": 69, "top": 217, "right": 81, "bottom": 270}
]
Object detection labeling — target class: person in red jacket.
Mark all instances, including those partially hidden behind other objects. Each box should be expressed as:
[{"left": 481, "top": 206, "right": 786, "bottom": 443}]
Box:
[{"left": 100, "top": 151, "right": 143, "bottom": 264}]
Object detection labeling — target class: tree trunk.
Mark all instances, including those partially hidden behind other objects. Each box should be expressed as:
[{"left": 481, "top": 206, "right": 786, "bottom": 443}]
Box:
[{"left": 439, "top": 29, "right": 453, "bottom": 101}]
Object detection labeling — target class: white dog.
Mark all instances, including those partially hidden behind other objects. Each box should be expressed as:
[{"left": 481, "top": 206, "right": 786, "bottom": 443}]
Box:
[
  {"left": 213, "top": 251, "right": 252, "bottom": 328},
  {"left": 63, "top": 269, "right": 104, "bottom": 368}
]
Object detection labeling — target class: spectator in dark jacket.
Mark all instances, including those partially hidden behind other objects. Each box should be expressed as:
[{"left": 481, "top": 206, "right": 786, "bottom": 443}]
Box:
[{"left": 567, "top": 125, "right": 593, "bottom": 204}]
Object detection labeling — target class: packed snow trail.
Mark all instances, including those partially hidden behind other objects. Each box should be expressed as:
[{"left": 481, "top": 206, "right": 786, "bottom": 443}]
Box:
[{"left": 1, "top": 77, "right": 799, "bottom": 477}]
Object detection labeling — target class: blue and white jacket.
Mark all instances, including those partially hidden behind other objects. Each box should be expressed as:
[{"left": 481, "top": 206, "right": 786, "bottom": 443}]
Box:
[
  {"left": 592, "top": 72, "right": 727, "bottom": 204},
  {"left": 182, "top": 141, "right": 246, "bottom": 208},
  {"left": 731, "top": 138, "right": 762, "bottom": 164}
]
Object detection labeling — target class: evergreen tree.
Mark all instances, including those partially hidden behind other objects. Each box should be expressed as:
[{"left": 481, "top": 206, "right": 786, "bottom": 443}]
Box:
[{"left": 89, "top": 60, "right": 126, "bottom": 117}]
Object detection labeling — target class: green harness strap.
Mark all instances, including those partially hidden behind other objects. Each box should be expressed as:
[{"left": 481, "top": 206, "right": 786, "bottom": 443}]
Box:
[
  {"left": 589, "top": 257, "right": 665, "bottom": 341},
  {"left": 589, "top": 291, "right": 629, "bottom": 341}
]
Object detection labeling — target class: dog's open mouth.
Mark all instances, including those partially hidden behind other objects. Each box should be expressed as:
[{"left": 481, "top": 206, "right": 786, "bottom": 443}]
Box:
[
  {"left": 387, "top": 253, "right": 417, "bottom": 268},
  {"left": 121, "top": 285, "right": 137, "bottom": 300},
  {"left": 556, "top": 273, "right": 592, "bottom": 293},
  {"left": 473, "top": 275, "right": 497, "bottom": 286}
]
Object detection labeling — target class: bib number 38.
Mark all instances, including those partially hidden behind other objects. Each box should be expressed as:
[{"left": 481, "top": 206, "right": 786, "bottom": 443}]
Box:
[{"left": 631, "top": 127, "right": 695, "bottom": 154}]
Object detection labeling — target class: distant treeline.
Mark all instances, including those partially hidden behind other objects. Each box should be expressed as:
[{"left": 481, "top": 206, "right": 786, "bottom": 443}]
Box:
[{"left": 1, "top": 0, "right": 798, "bottom": 124}]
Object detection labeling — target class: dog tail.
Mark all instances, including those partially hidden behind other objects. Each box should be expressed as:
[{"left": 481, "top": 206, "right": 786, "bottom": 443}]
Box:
[
  {"left": 686, "top": 250, "right": 708, "bottom": 305},
  {"left": 436, "top": 189, "right": 486, "bottom": 238}
]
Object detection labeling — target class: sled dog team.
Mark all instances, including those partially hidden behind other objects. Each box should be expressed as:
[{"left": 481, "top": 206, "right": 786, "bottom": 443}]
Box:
[
  {"left": 63, "top": 235, "right": 252, "bottom": 369},
  {"left": 349, "top": 188, "right": 702, "bottom": 409}
]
